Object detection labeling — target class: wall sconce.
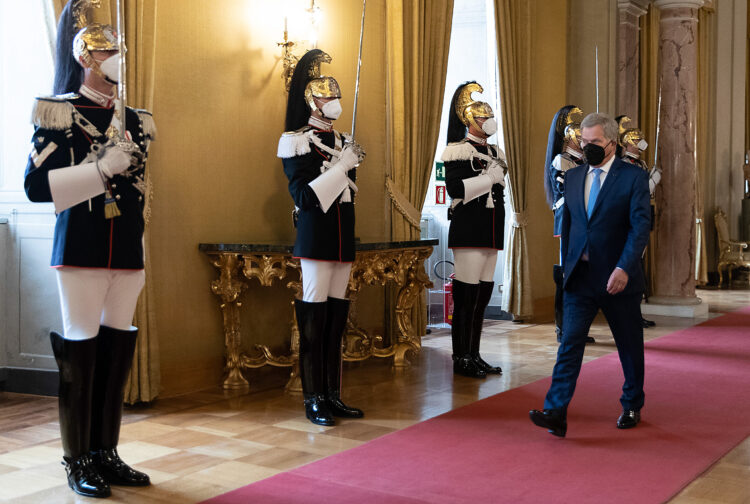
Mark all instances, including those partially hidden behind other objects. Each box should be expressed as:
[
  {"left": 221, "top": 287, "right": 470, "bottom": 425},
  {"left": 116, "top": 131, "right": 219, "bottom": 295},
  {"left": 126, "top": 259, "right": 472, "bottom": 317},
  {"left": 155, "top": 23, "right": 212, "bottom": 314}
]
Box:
[{"left": 279, "top": 0, "right": 322, "bottom": 91}]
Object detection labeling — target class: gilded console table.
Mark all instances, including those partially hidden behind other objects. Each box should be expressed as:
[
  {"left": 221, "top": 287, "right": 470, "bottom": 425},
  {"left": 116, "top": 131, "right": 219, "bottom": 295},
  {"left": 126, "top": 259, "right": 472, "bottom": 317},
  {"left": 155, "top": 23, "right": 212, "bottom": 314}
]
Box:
[{"left": 198, "top": 239, "right": 436, "bottom": 391}]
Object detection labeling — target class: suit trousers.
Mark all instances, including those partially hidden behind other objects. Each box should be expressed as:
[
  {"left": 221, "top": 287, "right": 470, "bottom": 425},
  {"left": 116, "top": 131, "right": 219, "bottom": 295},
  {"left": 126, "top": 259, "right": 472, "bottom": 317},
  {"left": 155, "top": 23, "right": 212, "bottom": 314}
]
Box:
[{"left": 544, "top": 262, "right": 645, "bottom": 412}]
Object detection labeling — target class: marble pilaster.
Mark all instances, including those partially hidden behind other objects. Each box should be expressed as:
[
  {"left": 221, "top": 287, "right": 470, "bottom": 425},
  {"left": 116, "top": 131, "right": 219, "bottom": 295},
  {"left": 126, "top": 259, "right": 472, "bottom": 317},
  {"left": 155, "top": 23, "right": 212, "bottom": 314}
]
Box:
[
  {"left": 650, "top": 0, "right": 703, "bottom": 307},
  {"left": 616, "top": 0, "right": 649, "bottom": 124}
]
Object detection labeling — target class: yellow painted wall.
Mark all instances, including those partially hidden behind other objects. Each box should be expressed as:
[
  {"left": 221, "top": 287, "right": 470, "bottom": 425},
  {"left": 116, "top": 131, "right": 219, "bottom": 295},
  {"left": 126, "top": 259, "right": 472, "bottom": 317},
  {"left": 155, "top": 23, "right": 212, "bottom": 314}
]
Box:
[{"left": 148, "top": 0, "right": 388, "bottom": 396}]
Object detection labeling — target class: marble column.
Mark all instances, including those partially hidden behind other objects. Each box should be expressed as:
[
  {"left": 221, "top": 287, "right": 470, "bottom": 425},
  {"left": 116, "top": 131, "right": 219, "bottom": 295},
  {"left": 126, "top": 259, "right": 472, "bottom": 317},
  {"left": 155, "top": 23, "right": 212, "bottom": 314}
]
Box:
[
  {"left": 616, "top": 0, "right": 649, "bottom": 125},
  {"left": 650, "top": 0, "right": 704, "bottom": 309}
]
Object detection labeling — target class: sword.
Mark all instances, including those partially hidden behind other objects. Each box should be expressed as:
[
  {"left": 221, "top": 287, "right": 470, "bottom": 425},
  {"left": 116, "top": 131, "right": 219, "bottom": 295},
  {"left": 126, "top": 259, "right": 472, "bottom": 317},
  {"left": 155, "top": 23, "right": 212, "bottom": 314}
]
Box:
[
  {"left": 116, "top": 0, "right": 128, "bottom": 143},
  {"left": 652, "top": 79, "right": 662, "bottom": 170},
  {"left": 595, "top": 45, "right": 599, "bottom": 113},
  {"left": 350, "top": 0, "right": 366, "bottom": 139}
]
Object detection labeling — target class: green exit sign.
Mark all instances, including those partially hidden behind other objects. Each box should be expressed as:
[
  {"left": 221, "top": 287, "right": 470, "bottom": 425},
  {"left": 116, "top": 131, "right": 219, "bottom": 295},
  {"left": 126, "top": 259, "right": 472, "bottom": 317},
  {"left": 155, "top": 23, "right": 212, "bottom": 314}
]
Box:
[{"left": 435, "top": 161, "right": 445, "bottom": 181}]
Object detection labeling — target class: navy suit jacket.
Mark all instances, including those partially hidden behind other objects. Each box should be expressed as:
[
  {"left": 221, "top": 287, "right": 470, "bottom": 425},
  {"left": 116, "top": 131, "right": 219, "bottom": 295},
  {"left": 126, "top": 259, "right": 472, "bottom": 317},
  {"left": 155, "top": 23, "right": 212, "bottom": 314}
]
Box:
[{"left": 560, "top": 156, "right": 651, "bottom": 295}]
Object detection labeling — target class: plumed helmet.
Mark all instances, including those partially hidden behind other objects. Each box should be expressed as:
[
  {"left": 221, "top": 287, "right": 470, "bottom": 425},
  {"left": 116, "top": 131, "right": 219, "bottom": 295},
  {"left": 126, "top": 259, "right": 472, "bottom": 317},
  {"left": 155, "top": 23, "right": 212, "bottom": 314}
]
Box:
[
  {"left": 616, "top": 115, "right": 647, "bottom": 151},
  {"left": 455, "top": 82, "right": 494, "bottom": 131},
  {"left": 446, "top": 81, "right": 493, "bottom": 142},
  {"left": 53, "top": 0, "right": 115, "bottom": 94},
  {"left": 285, "top": 49, "right": 340, "bottom": 131},
  {"left": 544, "top": 105, "right": 583, "bottom": 209}
]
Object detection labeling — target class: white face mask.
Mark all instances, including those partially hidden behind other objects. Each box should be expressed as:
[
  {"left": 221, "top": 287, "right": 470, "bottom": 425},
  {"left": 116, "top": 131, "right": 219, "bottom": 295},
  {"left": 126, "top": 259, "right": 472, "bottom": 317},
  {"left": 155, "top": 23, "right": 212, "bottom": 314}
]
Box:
[
  {"left": 98, "top": 54, "right": 120, "bottom": 83},
  {"left": 320, "top": 99, "right": 342, "bottom": 120},
  {"left": 481, "top": 117, "right": 497, "bottom": 136},
  {"left": 637, "top": 139, "right": 648, "bottom": 151}
]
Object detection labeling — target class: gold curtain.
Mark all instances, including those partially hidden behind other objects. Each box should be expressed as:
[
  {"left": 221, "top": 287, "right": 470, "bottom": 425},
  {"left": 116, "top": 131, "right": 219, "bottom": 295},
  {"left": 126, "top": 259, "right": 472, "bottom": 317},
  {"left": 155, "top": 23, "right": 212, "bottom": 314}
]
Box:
[
  {"left": 638, "top": 5, "right": 659, "bottom": 293},
  {"left": 695, "top": 5, "right": 714, "bottom": 286},
  {"left": 494, "top": 0, "right": 532, "bottom": 319},
  {"left": 385, "top": 0, "right": 453, "bottom": 335},
  {"left": 53, "top": 0, "right": 160, "bottom": 403}
]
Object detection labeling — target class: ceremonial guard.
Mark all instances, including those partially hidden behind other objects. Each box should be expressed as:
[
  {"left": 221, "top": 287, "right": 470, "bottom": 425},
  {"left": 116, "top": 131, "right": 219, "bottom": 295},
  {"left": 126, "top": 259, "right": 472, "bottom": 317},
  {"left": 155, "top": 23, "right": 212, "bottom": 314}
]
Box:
[
  {"left": 544, "top": 106, "right": 594, "bottom": 344},
  {"left": 24, "top": 1, "right": 154, "bottom": 498},
  {"left": 277, "top": 49, "right": 365, "bottom": 426},
  {"left": 616, "top": 116, "right": 661, "bottom": 328},
  {"left": 442, "top": 82, "right": 505, "bottom": 378}
]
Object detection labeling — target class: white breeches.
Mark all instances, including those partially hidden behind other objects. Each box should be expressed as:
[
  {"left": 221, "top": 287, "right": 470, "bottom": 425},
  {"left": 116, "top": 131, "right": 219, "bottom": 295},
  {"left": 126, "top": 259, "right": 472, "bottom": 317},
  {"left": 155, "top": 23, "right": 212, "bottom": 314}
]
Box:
[
  {"left": 300, "top": 259, "right": 352, "bottom": 302},
  {"left": 453, "top": 249, "right": 498, "bottom": 284},
  {"left": 55, "top": 267, "right": 146, "bottom": 341}
]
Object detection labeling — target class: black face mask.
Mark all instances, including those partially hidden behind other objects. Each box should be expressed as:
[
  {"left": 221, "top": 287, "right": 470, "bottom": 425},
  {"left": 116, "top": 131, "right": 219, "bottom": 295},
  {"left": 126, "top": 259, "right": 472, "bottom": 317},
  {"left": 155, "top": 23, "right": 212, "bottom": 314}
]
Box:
[{"left": 583, "top": 142, "right": 609, "bottom": 166}]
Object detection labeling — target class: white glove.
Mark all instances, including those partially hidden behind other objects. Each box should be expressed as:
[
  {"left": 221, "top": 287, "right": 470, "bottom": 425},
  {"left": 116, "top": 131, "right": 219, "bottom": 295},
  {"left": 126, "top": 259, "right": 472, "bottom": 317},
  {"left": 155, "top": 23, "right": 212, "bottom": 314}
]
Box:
[
  {"left": 649, "top": 166, "right": 662, "bottom": 186},
  {"left": 331, "top": 145, "right": 360, "bottom": 174},
  {"left": 98, "top": 145, "right": 134, "bottom": 178},
  {"left": 487, "top": 161, "right": 505, "bottom": 185}
]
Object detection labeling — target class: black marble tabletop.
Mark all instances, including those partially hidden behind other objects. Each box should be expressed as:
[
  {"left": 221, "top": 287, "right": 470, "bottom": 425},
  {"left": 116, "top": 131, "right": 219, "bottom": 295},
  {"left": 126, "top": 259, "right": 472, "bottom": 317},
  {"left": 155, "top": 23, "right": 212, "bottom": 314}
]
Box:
[{"left": 199, "top": 238, "right": 438, "bottom": 254}]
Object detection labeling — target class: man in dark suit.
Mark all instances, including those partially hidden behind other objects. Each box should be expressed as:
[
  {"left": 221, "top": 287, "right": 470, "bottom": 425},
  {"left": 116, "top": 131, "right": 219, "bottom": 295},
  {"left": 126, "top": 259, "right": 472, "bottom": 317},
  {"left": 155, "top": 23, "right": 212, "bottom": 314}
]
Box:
[{"left": 529, "top": 113, "right": 651, "bottom": 437}]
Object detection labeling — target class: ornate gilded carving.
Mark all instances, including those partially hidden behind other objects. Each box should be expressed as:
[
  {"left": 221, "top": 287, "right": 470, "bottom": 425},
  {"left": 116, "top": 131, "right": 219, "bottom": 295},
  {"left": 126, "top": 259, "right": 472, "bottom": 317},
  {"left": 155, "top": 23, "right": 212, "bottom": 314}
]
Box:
[
  {"left": 203, "top": 245, "right": 433, "bottom": 391},
  {"left": 207, "top": 253, "right": 249, "bottom": 389}
]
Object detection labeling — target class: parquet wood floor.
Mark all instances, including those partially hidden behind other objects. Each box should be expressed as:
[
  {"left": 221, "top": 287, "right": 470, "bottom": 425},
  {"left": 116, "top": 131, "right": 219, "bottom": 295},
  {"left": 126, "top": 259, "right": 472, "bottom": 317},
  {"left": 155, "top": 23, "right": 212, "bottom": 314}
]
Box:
[{"left": 0, "top": 288, "right": 748, "bottom": 503}]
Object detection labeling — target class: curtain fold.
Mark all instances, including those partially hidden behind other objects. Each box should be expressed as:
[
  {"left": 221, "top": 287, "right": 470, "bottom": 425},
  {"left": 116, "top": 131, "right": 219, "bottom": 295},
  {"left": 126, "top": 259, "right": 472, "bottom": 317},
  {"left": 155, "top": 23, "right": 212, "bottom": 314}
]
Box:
[
  {"left": 385, "top": 0, "right": 453, "bottom": 337},
  {"left": 494, "top": 0, "right": 533, "bottom": 319},
  {"left": 53, "top": 0, "right": 160, "bottom": 403}
]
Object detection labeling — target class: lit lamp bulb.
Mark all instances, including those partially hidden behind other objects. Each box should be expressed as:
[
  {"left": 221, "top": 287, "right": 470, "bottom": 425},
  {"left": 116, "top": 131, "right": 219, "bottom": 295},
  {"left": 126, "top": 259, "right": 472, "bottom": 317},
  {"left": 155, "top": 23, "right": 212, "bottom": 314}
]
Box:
[{"left": 307, "top": 1, "right": 322, "bottom": 48}]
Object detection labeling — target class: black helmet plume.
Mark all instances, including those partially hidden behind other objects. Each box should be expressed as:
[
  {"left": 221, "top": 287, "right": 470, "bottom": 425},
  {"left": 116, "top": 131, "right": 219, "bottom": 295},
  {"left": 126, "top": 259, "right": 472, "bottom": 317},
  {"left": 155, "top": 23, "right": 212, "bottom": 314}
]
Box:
[
  {"left": 544, "top": 105, "right": 578, "bottom": 209},
  {"left": 53, "top": 1, "right": 84, "bottom": 95},
  {"left": 446, "top": 81, "right": 475, "bottom": 143},
  {"left": 285, "top": 49, "right": 328, "bottom": 131}
]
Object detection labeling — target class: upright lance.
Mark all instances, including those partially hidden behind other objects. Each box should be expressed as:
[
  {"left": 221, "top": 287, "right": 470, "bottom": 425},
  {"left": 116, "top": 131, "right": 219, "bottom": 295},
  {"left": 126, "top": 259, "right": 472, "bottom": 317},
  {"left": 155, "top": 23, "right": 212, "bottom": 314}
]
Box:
[{"left": 652, "top": 80, "right": 662, "bottom": 170}]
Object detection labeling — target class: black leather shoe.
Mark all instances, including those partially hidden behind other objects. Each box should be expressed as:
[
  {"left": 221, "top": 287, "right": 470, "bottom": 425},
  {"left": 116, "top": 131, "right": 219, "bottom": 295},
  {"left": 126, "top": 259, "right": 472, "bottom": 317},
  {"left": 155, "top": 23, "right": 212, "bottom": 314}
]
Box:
[
  {"left": 453, "top": 356, "right": 487, "bottom": 378},
  {"left": 327, "top": 395, "right": 364, "bottom": 418},
  {"left": 529, "top": 409, "right": 567, "bottom": 437},
  {"left": 641, "top": 317, "right": 656, "bottom": 328},
  {"left": 617, "top": 409, "right": 641, "bottom": 429},
  {"left": 585, "top": 336, "right": 596, "bottom": 344},
  {"left": 304, "top": 394, "right": 335, "bottom": 426},
  {"left": 92, "top": 448, "right": 150, "bottom": 486},
  {"left": 473, "top": 356, "right": 502, "bottom": 374},
  {"left": 63, "top": 454, "right": 111, "bottom": 498}
]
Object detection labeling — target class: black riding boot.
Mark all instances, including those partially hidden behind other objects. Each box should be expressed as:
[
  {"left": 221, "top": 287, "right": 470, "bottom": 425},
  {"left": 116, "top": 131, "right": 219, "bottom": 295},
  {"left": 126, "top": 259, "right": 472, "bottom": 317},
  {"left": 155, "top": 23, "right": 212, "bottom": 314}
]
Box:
[
  {"left": 90, "top": 326, "right": 150, "bottom": 487},
  {"left": 296, "top": 300, "right": 335, "bottom": 426},
  {"left": 451, "top": 280, "right": 486, "bottom": 378},
  {"left": 50, "top": 332, "right": 110, "bottom": 499},
  {"left": 324, "top": 297, "right": 364, "bottom": 418},
  {"left": 471, "top": 281, "right": 502, "bottom": 374}
]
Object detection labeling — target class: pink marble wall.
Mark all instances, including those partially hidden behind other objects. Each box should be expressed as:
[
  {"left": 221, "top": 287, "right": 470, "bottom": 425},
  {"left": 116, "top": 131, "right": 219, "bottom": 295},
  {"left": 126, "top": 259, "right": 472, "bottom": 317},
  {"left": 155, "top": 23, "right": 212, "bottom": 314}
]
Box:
[
  {"left": 616, "top": 8, "right": 643, "bottom": 125},
  {"left": 653, "top": 5, "right": 700, "bottom": 302}
]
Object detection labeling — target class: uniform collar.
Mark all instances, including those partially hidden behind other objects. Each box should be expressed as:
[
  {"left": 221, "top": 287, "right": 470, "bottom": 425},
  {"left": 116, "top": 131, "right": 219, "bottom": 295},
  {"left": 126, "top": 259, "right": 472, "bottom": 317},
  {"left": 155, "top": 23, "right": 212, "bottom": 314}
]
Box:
[
  {"left": 79, "top": 84, "right": 115, "bottom": 108},
  {"left": 308, "top": 115, "right": 333, "bottom": 132},
  {"left": 467, "top": 132, "right": 487, "bottom": 145}
]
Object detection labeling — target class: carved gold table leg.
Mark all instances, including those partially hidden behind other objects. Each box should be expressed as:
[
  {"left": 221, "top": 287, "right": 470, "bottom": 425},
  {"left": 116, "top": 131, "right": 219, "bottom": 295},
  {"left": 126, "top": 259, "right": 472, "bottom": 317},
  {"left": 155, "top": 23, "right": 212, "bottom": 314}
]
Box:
[
  {"left": 285, "top": 260, "right": 303, "bottom": 393},
  {"left": 207, "top": 253, "right": 249, "bottom": 390},
  {"left": 393, "top": 248, "right": 434, "bottom": 368}
]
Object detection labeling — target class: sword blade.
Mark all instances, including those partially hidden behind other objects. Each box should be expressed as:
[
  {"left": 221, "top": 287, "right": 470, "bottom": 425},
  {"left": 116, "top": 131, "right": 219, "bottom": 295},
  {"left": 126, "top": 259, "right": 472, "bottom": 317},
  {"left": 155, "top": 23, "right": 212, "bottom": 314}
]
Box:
[
  {"left": 116, "top": 0, "right": 127, "bottom": 141},
  {"left": 350, "top": 0, "right": 366, "bottom": 138},
  {"left": 653, "top": 79, "right": 662, "bottom": 169}
]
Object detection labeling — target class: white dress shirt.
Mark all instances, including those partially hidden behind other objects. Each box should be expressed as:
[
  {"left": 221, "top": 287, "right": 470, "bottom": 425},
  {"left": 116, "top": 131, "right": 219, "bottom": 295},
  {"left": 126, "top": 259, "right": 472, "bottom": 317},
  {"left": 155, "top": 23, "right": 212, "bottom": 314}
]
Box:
[{"left": 584, "top": 154, "right": 615, "bottom": 213}]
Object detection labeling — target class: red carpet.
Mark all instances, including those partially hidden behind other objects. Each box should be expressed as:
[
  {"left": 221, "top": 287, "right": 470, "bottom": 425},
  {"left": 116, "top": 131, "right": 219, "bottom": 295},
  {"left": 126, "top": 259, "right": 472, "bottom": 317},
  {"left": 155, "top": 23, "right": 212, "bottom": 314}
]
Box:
[{"left": 204, "top": 307, "right": 750, "bottom": 504}]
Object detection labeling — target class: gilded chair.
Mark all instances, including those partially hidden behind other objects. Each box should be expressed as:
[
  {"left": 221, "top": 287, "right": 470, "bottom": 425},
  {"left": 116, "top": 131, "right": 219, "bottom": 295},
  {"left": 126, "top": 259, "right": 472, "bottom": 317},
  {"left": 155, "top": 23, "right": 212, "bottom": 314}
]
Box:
[{"left": 714, "top": 208, "right": 750, "bottom": 286}]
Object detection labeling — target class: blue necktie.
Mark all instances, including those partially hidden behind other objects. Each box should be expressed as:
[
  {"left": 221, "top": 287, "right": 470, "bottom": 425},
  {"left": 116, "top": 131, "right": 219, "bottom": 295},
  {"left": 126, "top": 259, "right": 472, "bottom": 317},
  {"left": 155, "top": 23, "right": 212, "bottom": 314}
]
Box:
[{"left": 587, "top": 168, "right": 602, "bottom": 219}]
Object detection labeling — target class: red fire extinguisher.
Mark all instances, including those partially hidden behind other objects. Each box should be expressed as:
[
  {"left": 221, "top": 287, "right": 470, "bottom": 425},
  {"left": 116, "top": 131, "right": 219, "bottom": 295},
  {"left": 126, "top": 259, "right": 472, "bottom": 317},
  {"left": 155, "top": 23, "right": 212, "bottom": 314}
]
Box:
[{"left": 434, "top": 261, "right": 455, "bottom": 325}]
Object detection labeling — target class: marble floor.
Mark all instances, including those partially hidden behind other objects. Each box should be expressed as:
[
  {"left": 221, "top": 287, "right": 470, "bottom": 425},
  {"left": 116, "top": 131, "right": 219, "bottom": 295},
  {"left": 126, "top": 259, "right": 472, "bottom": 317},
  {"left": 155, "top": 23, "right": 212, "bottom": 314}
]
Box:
[{"left": 0, "top": 288, "right": 748, "bottom": 503}]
